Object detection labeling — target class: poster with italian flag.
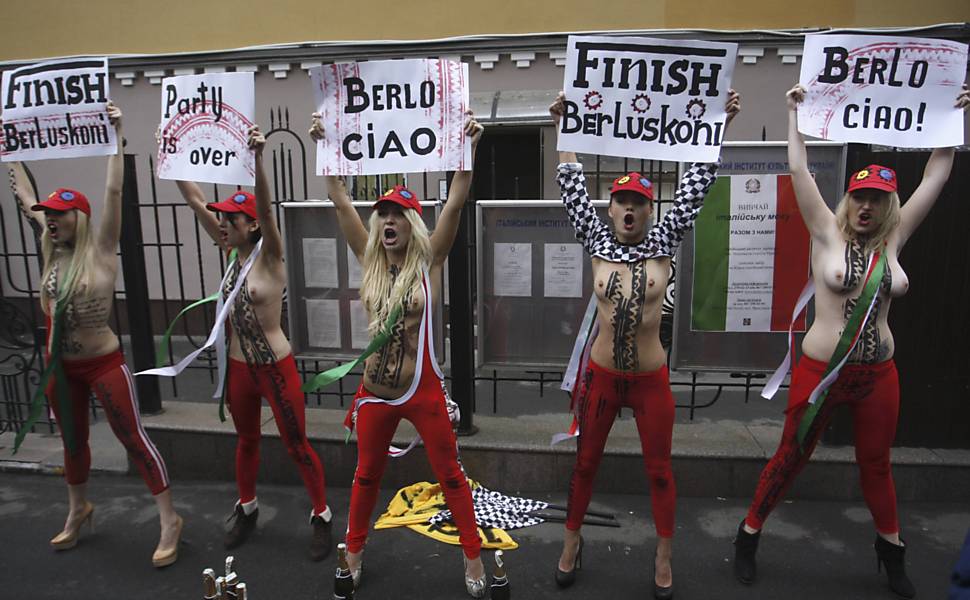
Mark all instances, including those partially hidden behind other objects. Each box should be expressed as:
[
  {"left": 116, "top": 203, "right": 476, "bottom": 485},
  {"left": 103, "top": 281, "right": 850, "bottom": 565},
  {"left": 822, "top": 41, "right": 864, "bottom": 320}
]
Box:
[{"left": 691, "top": 174, "right": 810, "bottom": 332}]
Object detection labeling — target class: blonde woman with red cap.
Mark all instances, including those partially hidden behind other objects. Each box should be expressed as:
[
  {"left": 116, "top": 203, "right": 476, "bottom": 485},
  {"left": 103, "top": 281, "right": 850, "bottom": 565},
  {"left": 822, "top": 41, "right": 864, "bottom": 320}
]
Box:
[
  {"left": 171, "top": 125, "right": 333, "bottom": 561},
  {"left": 6, "top": 102, "right": 183, "bottom": 567},
  {"left": 733, "top": 83, "right": 970, "bottom": 599},
  {"left": 309, "top": 112, "right": 487, "bottom": 597},
  {"left": 549, "top": 89, "right": 740, "bottom": 600}
]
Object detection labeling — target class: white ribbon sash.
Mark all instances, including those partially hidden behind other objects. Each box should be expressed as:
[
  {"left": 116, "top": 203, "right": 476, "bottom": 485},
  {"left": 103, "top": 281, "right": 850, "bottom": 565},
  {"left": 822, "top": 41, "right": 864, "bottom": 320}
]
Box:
[{"left": 135, "top": 239, "right": 263, "bottom": 397}]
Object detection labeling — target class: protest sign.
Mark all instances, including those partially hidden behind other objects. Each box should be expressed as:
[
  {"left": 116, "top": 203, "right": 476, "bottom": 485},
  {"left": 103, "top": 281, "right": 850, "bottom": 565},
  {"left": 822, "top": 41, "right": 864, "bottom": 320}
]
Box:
[
  {"left": 309, "top": 58, "right": 470, "bottom": 176},
  {"left": 156, "top": 72, "right": 255, "bottom": 186},
  {"left": 692, "top": 174, "right": 810, "bottom": 333},
  {"left": 558, "top": 35, "right": 738, "bottom": 163},
  {"left": 798, "top": 34, "right": 968, "bottom": 147},
  {"left": 1, "top": 57, "right": 117, "bottom": 162}
]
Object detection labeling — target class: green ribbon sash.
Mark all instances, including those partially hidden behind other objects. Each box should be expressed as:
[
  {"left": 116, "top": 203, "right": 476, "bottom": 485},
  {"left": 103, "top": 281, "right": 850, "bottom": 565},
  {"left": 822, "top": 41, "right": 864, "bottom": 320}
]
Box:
[
  {"left": 14, "top": 262, "right": 78, "bottom": 455},
  {"left": 301, "top": 305, "right": 402, "bottom": 394},
  {"left": 796, "top": 249, "right": 887, "bottom": 450}
]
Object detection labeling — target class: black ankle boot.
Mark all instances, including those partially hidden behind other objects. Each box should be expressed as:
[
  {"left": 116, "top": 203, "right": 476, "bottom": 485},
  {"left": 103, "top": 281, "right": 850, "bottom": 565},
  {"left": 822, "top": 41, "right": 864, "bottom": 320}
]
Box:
[
  {"left": 733, "top": 521, "right": 760, "bottom": 585},
  {"left": 224, "top": 503, "right": 258, "bottom": 550},
  {"left": 309, "top": 514, "right": 333, "bottom": 562},
  {"left": 874, "top": 535, "right": 916, "bottom": 599}
]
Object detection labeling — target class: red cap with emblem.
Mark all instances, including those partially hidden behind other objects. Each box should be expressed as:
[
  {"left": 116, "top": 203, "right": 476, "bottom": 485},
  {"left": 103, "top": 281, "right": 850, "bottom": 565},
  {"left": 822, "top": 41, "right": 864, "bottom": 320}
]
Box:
[
  {"left": 847, "top": 164, "right": 897, "bottom": 194},
  {"left": 206, "top": 191, "right": 258, "bottom": 220},
  {"left": 610, "top": 172, "right": 654, "bottom": 202},
  {"left": 32, "top": 188, "right": 91, "bottom": 216},
  {"left": 374, "top": 185, "right": 422, "bottom": 215}
]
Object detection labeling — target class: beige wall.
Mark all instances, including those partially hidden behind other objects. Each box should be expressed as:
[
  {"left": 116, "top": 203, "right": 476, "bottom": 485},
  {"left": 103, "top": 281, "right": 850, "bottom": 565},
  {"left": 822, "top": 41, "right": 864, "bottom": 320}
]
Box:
[{"left": 2, "top": 0, "right": 968, "bottom": 61}]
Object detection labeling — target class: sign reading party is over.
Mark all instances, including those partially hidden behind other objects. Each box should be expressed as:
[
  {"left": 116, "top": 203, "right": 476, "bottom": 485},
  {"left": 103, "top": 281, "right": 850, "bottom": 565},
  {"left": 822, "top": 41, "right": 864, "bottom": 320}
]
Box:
[
  {"left": 309, "top": 58, "right": 471, "bottom": 176},
  {"left": 798, "top": 34, "right": 968, "bottom": 147},
  {"left": 558, "top": 35, "right": 738, "bottom": 163},
  {"left": 156, "top": 72, "right": 256, "bottom": 186},
  {"left": 1, "top": 58, "right": 118, "bottom": 162}
]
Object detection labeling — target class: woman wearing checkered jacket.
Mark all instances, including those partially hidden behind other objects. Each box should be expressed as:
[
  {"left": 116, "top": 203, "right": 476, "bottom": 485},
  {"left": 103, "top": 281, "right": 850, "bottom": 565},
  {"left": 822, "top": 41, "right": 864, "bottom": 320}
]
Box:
[{"left": 549, "top": 89, "right": 740, "bottom": 599}]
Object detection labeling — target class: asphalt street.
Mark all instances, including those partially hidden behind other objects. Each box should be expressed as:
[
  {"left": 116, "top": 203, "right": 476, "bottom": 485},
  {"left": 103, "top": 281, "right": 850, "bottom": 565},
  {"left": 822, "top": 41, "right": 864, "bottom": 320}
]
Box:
[{"left": 1, "top": 472, "right": 967, "bottom": 599}]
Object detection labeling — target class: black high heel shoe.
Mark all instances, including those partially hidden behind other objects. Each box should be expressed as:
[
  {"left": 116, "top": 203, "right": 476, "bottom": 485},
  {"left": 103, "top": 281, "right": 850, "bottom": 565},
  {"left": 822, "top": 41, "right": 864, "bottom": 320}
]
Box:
[
  {"left": 874, "top": 535, "right": 915, "bottom": 599},
  {"left": 555, "top": 536, "right": 583, "bottom": 588}
]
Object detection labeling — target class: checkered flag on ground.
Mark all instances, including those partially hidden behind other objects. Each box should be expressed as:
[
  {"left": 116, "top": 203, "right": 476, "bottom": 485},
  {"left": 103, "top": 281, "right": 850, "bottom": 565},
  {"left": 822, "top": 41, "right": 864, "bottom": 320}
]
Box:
[{"left": 429, "top": 485, "right": 549, "bottom": 530}]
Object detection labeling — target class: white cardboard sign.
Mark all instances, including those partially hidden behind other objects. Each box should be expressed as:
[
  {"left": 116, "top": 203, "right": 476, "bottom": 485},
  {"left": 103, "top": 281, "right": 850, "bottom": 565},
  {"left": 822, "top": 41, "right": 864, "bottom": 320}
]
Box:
[
  {"left": 1, "top": 57, "right": 117, "bottom": 162},
  {"left": 798, "top": 34, "right": 968, "bottom": 147},
  {"left": 309, "top": 58, "right": 471, "bottom": 176},
  {"left": 156, "top": 72, "right": 255, "bottom": 185},
  {"left": 558, "top": 35, "right": 738, "bottom": 163}
]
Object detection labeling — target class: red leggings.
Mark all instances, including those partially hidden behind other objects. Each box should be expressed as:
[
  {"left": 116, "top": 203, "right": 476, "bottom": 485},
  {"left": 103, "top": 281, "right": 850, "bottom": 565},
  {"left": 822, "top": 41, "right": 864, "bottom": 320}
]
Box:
[
  {"left": 745, "top": 356, "right": 900, "bottom": 534},
  {"left": 47, "top": 350, "right": 169, "bottom": 495},
  {"left": 227, "top": 354, "right": 327, "bottom": 513},
  {"left": 346, "top": 378, "right": 481, "bottom": 559},
  {"left": 566, "top": 360, "right": 676, "bottom": 537}
]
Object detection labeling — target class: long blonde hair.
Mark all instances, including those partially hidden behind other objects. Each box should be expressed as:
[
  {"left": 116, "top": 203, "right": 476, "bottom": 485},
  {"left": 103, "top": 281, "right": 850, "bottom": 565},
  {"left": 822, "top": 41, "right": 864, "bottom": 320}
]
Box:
[
  {"left": 39, "top": 211, "right": 95, "bottom": 315},
  {"left": 359, "top": 209, "right": 431, "bottom": 336},
  {"left": 834, "top": 190, "right": 901, "bottom": 254}
]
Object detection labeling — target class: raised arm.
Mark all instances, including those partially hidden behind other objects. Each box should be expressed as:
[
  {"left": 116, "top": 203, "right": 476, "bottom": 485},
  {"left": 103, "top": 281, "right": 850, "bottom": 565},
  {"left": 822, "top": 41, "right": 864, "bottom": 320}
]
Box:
[
  {"left": 309, "top": 113, "right": 368, "bottom": 260},
  {"left": 176, "top": 180, "right": 224, "bottom": 250},
  {"left": 549, "top": 91, "right": 578, "bottom": 165},
  {"left": 787, "top": 85, "right": 836, "bottom": 244},
  {"left": 644, "top": 89, "right": 740, "bottom": 255},
  {"left": 95, "top": 101, "right": 124, "bottom": 254},
  {"left": 248, "top": 125, "right": 283, "bottom": 260},
  {"left": 430, "top": 113, "right": 483, "bottom": 265},
  {"left": 549, "top": 92, "right": 610, "bottom": 254},
  {"left": 6, "top": 160, "right": 44, "bottom": 229},
  {"left": 897, "top": 86, "right": 969, "bottom": 246}
]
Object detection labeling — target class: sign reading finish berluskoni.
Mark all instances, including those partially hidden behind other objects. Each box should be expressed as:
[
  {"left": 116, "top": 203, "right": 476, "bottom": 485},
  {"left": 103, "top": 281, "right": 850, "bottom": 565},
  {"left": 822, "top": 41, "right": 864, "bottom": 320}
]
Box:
[
  {"left": 156, "top": 72, "right": 256, "bottom": 186},
  {"left": 309, "top": 58, "right": 471, "bottom": 176},
  {"left": 798, "top": 34, "right": 968, "bottom": 147},
  {"left": 1, "top": 57, "right": 117, "bottom": 162},
  {"left": 558, "top": 35, "right": 738, "bottom": 163}
]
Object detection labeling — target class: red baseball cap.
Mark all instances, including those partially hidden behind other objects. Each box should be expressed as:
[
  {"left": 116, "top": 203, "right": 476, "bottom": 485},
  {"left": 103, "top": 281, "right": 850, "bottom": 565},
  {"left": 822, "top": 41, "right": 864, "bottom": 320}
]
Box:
[
  {"left": 206, "top": 191, "right": 258, "bottom": 220},
  {"left": 374, "top": 185, "right": 422, "bottom": 215},
  {"left": 610, "top": 172, "right": 654, "bottom": 202},
  {"left": 32, "top": 188, "right": 91, "bottom": 216},
  {"left": 847, "top": 164, "right": 897, "bottom": 194}
]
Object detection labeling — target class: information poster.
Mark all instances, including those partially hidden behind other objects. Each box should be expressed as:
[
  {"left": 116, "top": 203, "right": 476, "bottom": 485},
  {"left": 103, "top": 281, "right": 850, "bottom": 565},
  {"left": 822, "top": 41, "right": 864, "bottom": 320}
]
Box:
[
  {"left": 306, "top": 299, "right": 340, "bottom": 348},
  {"left": 692, "top": 174, "right": 810, "bottom": 332},
  {"left": 349, "top": 299, "right": 371, "bottom": 350},
  {"left": 303, "top": 238, "right": 338, "bottom": 288},
  {"left": 543, "top": 243, "right": 583, "bottom": 298},
  {"left": 493, "top": 242, "right": 532, "bottom": 297}
]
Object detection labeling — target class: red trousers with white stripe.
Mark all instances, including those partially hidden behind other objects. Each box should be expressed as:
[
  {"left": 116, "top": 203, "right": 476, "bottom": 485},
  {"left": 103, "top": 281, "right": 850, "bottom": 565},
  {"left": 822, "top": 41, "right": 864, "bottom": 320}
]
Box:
[{"left": 47, "top": 349, "right": 170, "bottom": 495}]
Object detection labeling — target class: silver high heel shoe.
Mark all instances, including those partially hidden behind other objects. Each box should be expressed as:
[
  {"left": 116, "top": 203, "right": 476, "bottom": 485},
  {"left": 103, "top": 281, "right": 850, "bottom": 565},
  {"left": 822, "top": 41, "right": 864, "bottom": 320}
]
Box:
[{"left": 464, "top": 556, "right": 486, "bottom": 599}]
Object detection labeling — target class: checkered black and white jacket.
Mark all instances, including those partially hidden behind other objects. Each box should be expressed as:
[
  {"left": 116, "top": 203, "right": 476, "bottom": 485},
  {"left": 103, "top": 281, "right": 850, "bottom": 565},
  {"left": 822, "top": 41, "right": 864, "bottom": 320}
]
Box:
[{"left": 557, "top": 161, "right": 719, "bottom": 263}]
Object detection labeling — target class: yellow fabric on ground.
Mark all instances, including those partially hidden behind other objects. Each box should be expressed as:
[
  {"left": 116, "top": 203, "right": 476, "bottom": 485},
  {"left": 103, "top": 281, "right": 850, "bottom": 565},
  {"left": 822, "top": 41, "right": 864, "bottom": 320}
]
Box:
[{"left": 375, "top": 480, "right": 518, "bottom": 550}]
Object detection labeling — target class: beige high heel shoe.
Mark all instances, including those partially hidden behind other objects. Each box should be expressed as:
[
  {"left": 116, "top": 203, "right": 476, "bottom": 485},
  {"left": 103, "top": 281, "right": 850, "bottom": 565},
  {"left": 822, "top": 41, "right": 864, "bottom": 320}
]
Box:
[
  {"left": 152, "top": 515, "right": 183, "bottom": 568},
  {"left": 50, "top": 502, "right": 95, "bottom": 551}
]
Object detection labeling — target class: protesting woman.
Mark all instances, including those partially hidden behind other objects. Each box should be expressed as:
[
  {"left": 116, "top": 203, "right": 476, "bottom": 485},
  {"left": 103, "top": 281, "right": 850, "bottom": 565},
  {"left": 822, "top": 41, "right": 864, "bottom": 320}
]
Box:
[
  {"left": 733, "top": 83, "right": 970, "bottom": 599},
  {"left": 309, "top": 111, "right": 487, "bottom": 597},
  {"left": 549, "top": 89, "right": 740, "bottom": 599},
  {"left": 171, "top": 125, "right": 333, "bottom": 561},
  {"left": 7, "top": 102, "right": 182, "bottom": 567}
]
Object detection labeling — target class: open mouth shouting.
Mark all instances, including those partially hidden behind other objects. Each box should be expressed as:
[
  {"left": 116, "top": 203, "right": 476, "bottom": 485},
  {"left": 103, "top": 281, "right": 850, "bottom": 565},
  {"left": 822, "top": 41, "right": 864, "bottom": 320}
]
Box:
[
  {"left": 383, "top": 226, "right": 398, "bottom": 245},
  {"left": 858, "top": 212, "right": 872, "bottom": 228},
  {"left": 47, "top": 222, "right": 59, "bottom": 239},
  {"left": 623, "top": 213, "right": 636, "bottom": 231}
]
